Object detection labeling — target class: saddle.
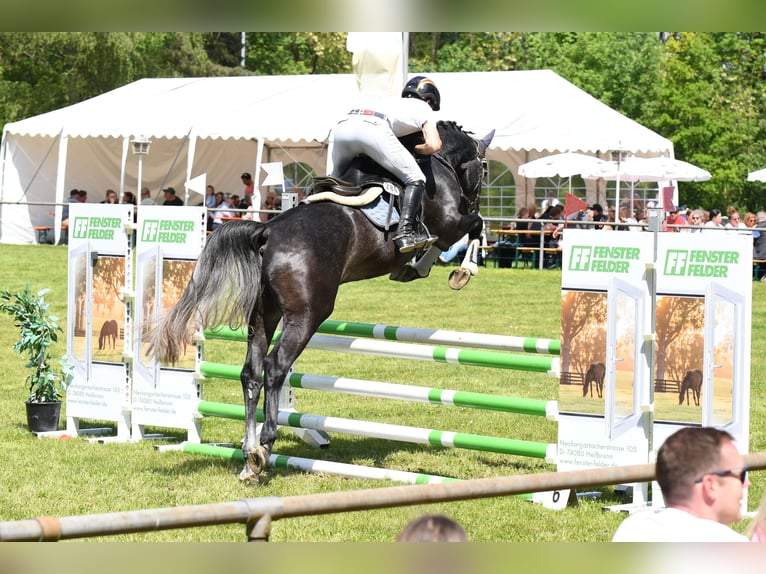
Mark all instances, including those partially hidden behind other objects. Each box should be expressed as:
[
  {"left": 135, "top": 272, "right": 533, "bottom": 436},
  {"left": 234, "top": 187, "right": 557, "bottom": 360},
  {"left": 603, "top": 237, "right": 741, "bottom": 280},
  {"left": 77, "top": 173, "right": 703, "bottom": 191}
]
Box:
[{"left": 306, "top": 170, "right": 402, "bottom": 230}]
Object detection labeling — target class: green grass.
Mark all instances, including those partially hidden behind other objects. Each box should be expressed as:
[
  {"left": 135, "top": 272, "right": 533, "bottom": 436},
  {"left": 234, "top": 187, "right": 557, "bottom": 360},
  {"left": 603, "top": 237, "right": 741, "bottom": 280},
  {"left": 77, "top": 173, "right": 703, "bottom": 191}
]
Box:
[{"left": 0, "top": 244, "right": 763, "bottom": 542}]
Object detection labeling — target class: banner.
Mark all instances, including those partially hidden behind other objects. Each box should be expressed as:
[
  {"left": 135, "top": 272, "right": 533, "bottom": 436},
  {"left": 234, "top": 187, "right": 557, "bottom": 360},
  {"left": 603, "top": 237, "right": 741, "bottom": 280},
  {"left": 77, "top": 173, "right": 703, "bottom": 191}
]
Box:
[
  {"left": 65, "top": 203, "right": 134, "bottom": 439},
  {"left": 132, "top": 206, "right": 207, "bottom": 438},
  {"left": 558, "top": 228, "right": 752, "bottom": 504}
]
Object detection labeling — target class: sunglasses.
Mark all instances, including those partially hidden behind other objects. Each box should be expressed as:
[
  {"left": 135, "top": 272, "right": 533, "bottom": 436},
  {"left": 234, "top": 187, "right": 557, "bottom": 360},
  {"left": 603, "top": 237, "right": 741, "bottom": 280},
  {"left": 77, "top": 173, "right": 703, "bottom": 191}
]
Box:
[{"left": 694, "top": 466, "right": 748, "bottom": 484}]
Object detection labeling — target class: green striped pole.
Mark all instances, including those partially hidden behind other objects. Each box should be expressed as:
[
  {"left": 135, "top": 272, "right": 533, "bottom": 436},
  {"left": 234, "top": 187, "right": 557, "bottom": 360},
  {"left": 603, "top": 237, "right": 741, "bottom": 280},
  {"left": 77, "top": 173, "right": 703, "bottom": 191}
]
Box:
[
  {"left": 196, "top": 400, "right": 556, "bottom": 460},
  {"left": 203, "top": 329, "right": 557, "bottom": 374},
  {"left": 205, "top": 320, "right": 561, "bottom": 355},
  {"left": 181, "top": 442, "right": 460, "bottom": 485},
  {"left": 197, "top": 362, "right": 558, "bottom": 419}
]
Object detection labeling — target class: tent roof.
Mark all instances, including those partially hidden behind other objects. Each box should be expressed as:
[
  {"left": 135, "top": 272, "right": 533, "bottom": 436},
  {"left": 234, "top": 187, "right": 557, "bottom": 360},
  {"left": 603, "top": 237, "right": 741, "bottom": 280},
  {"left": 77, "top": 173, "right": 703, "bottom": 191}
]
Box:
[{"left": 3, "top": 70, "right": 673, "bottom": 156}]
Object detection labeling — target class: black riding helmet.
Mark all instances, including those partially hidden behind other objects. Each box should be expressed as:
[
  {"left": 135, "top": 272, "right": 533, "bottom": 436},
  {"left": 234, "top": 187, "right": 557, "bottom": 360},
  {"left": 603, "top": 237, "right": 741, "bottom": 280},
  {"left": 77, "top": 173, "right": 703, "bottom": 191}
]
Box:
[{"left": 401, "top": 76, "right": 441, "bottom": 111}]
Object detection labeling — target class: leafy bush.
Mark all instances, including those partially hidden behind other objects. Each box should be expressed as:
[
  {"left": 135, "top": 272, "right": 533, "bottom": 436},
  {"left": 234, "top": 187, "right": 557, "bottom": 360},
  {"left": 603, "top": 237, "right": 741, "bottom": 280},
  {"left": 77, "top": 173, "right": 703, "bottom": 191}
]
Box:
[{"left": 0, "top": 285, "right": 72, "bottom": 402}]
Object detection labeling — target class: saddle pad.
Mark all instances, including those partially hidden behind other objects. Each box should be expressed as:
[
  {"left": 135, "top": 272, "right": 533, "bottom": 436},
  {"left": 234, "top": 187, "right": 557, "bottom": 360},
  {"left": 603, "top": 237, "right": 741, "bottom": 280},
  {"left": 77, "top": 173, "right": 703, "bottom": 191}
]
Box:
[
  {"left": 303, "top": 185, "right": 384, "bottom": 207},
  {"left": 361, "top": 194, "right": 399, "bottom": 228}
]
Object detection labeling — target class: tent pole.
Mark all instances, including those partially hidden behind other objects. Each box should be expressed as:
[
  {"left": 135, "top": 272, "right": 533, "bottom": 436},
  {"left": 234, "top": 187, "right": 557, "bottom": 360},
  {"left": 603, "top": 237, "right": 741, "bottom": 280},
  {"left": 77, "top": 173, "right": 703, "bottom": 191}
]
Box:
[
  {"left": 119, "top": 137, "right": 129, "bottom": 204},
  {"left": 53, "top": 134, "right": 69, "bottom": 245}
]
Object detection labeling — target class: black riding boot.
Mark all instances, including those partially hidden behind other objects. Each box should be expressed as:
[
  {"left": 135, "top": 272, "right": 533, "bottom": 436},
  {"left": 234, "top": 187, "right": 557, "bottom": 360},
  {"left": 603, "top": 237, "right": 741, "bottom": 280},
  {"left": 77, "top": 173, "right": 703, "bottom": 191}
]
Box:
[{"left": 393, "top": 181, "right": 437, "bottom": 253}]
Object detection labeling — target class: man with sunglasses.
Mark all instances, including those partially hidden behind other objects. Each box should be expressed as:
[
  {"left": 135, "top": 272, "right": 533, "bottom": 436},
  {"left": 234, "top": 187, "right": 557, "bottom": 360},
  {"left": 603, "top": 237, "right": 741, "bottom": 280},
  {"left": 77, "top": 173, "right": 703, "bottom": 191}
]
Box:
[{"left": 613, "top": 427, "right": 749, "bottom": 541}]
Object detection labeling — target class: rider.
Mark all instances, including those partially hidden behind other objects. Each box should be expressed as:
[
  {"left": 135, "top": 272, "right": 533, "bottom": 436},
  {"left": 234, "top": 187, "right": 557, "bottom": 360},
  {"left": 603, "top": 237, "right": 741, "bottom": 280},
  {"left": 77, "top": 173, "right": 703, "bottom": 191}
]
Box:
[{"left": 329, "top": 76, "right": 443, "bottom": 253}]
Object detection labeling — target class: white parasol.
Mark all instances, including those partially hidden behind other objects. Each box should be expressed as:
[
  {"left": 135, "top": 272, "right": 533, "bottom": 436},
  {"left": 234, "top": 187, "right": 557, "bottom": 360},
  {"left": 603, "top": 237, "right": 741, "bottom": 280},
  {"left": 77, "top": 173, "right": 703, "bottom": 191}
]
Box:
[
  {"left": 518, "top": 152, "right": 610, "bottom": 196},
  {"left": 583, "top": 156, "right": 711, "bottom": 214},
  {"left": 747, "top": 168, "right": 766, "bottom": 182}
]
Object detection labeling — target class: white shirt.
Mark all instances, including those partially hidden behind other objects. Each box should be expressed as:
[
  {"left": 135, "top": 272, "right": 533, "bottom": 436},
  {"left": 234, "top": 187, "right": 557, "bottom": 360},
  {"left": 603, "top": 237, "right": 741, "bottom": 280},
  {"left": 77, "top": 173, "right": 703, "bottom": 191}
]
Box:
[
  {"left": 356, "top": 96, "right": 436, "bottom": 137},
  {"left": 612, "top": 507, "right": 748, "bottom": 542}
]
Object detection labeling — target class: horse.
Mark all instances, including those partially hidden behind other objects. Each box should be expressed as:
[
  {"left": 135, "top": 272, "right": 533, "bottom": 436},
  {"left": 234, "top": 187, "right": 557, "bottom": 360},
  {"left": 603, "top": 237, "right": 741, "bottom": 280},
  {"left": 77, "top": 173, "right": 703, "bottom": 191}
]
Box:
[
  {"left": 98, "top": 319, "right": 118, "bottom": 350},
  {"left": 679, "top": 369, "right": 702, "bottom": 406},
  {"left": 153, "top": 120, "right": 494, "bottom": 482},
  {"left": 582, "top": 362, "right": 605, "bottom": 398}
]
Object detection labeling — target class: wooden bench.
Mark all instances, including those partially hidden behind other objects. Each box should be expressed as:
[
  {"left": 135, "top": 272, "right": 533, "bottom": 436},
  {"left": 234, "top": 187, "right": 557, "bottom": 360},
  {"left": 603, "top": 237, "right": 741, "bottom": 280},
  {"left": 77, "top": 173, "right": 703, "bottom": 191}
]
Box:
[
  {"left": 34, "top": 226, "right": 54, "bottom": 244},
  {"left": 517, "top": 246, "right": 562, "bottom": 269}
]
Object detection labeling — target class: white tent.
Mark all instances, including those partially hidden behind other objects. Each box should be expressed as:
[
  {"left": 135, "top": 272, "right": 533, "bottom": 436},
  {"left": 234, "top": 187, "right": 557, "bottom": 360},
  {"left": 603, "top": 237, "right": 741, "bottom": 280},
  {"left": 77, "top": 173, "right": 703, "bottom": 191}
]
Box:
[{"left": 0, "top": 70, "right": 674, "bottom": 244}]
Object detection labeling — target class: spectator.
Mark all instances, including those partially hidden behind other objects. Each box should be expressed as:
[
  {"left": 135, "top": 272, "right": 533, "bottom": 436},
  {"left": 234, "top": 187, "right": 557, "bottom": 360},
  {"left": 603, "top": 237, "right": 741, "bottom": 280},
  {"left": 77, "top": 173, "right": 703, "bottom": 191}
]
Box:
[
  {"left": 122, "top": 191, "right": 137, "bottom": 206},
  {"left": 752, "top": 211, "right": 766, "bottom": 281},
  {"left": 665, "top": 207, "right": 688, "bottom": 232},
  {"left": 101, "top": 189, "right": 118, "bottom": 204},
  {"left": 204, "top": 185, "right": 217, "bottom": 208},
  {"left": 162, "top": 187, "right": 184, "bottom": 206},
  {"left": 612, "top": 427, "right": 749, "bottom": 542},
  {"left": 617, "top": 206, "right": 640, "bottom": 231},
  {"left": 60, "top": 188, "right": 84, "bottom": 244},
  {"left": 262, "top": 190, "right": 281, "bottom": 221},
  {"left": 726, "top": 209, "right": 746, "bottom": 229},
  {"left": 396, "top": 514, "right": 468, "bottom": 542},
  {"left": 438, "top": 234, "right": 469, "bottom": 265},
  {"left": 744, "top": 212, "right": 757, "bottom": 229},
  {"left": 603, "top": 205, "right": 617, "bottom": 229},
  {"left": 590, "top": 203, "right": 608, "bottom": 230},
  {"left": 688, "top": 209, "right": 705, "bottom": 232},
  {"left": 140, "top": 187, "right": 155, "bottom": 206},
  {"left": 703, "top": 208, "right": 724, "bottom": 231},
  {"left": 240, "top": 172, "right": 261, "bottom": 217},
  {"left": 210, "top": 194, "right": 237, "bottom": 230}
]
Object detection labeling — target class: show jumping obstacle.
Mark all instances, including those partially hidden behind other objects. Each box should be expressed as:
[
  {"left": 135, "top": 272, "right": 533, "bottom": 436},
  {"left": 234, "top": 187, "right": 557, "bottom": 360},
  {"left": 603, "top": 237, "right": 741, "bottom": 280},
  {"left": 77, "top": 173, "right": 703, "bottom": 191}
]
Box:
[{"left": 182, "top": 319, "right": 561, "bottom": 481}]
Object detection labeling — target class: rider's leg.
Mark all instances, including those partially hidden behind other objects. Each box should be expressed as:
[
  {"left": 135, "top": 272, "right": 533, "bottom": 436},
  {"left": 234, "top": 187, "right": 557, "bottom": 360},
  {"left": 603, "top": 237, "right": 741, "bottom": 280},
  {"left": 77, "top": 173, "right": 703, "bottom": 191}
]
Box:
[{"left": 393, "top": 180, "right": 437, "bottom": 252}]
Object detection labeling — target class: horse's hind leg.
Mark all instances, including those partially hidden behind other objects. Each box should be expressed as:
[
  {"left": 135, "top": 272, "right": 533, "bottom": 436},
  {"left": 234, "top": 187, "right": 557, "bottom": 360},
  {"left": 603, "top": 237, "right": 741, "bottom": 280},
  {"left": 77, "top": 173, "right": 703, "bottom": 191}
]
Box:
[
  {"left": 257, "top": 319, "right": 319, "bottom": 462},
  {"left": 239, "top": 312, "right": 271, "bottom": 484}
]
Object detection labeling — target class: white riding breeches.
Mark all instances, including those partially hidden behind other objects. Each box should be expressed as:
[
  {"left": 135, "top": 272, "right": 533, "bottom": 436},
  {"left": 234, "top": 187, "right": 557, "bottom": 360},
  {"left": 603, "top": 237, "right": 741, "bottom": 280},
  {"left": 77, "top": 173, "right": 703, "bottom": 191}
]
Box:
[{"left": 330, "top": 116, "right": 425, "bottom": 185}]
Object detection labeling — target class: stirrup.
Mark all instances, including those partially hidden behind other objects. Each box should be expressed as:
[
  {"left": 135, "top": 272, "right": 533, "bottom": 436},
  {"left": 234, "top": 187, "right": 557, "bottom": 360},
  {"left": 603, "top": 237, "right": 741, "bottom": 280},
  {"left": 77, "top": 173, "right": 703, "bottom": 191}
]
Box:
[
  {"left": 415, "top": 234, "right": 438, "bottom": 250},
  {"left": 395, "top": 233, "right": 418, "bottom": 253}
]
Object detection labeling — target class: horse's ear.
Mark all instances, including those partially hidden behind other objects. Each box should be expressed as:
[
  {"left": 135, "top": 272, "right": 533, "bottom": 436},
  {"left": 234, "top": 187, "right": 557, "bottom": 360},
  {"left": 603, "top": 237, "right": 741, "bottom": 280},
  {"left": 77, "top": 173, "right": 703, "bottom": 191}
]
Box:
[{"left": 479, "top": 129, "right": 495, "bottom": 152}]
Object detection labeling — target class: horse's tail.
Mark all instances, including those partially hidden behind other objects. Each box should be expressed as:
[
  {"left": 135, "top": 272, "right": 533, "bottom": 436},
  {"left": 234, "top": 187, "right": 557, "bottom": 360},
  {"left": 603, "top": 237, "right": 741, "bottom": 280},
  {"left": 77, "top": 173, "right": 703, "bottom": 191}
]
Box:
[{"left": 153, "top": 220, "right": 268, "bottom": 364}]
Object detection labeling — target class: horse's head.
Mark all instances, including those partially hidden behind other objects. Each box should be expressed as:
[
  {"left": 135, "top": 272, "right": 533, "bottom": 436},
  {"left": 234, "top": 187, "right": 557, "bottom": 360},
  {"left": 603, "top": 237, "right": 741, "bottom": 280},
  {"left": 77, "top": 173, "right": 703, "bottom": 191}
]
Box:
[{"left": 433, "top": 121, "right": 494, "bottom": 215}]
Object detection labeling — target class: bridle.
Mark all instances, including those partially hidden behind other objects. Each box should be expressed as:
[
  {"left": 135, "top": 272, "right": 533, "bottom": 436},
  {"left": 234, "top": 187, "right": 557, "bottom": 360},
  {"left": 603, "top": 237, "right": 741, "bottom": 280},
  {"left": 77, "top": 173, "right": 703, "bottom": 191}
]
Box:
[{"left": 432, "top": 134, "right": 486, "bottom": 216}]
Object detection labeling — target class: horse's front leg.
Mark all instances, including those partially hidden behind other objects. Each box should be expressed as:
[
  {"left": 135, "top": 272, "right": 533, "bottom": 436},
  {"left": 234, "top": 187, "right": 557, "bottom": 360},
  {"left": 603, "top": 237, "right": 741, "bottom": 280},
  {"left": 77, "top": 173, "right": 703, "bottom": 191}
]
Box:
[{"left": 239, "top": 329, "right": 267, "bottom": 484}]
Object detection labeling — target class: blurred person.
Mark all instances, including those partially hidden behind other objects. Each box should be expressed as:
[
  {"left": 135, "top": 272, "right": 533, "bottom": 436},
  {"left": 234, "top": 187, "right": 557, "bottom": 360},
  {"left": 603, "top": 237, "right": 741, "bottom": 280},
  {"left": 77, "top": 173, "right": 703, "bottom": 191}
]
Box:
[
  {"left": 618, "top": 206, "right": 640, "bottom": 231},
  {"left": 744, "top": 212, "right": 757, "bottom": 229},
  {"left": 590, "top": 203, "right": 608, "bottom": 230},
  {"left": 122, "top": 191, "right": 137, "bottom": 206},
  {"left": 140, "top": 187, "right": 155, "bottom": 206},
  {"left": 612, "top": 427, "right": 749, "bottom": 542},
  {"left": 726, "top": 209, "right": 747, "bottom": 229},
  {"left": 396, "top": 514, "right": 468, "bottom": 542},
  {"left": 101, "top": 188, "right": 118, "bottom": 204},
  {"left": 703, "top": 208, "right": 723, "bottom": 231},
  {"left": 688, "top": 209, "right": 705, "bottom": 233},
  {"left": 752, "top": 211, "right": 766, "bottom": 280},
  {"left": 204, "top": 185, "right": 217, "bottom": 208},
  {"left": 437, "top": 233, "right": 469, "bottom": 265},
  {"left": 666, "top": 207, "right": 687, "bottom": 232},
  {"left": 162, "top": 187, "right": 184, "bottom": 206}
]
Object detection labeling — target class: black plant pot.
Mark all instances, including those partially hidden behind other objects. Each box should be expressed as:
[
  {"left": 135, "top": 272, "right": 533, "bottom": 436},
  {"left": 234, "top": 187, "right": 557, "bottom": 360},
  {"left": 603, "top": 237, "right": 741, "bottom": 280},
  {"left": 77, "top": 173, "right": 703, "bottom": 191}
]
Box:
[{"left": 25, "top": 401, "right": 62, "bottom": 433}]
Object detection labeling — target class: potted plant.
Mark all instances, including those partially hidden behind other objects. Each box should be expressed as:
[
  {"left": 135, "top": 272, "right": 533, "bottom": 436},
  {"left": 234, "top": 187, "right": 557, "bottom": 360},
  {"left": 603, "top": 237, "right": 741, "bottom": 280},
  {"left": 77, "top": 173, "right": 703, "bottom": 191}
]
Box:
[{"left": 0, "top": 285, "right": 73, "bottom": 432}]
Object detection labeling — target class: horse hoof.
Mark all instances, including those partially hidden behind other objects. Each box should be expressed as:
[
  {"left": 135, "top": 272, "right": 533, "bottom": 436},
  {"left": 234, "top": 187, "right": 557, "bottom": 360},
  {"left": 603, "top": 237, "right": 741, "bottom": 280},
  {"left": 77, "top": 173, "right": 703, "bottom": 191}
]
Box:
[
  {"left": 448, "top": 268, "right": 471, "bottom": 290},
  {"left": 248, "top": 446, "right": 269, "bottom": 475},
  {"left": 238, "top": 467, "right": 260, "bottom": 485}
]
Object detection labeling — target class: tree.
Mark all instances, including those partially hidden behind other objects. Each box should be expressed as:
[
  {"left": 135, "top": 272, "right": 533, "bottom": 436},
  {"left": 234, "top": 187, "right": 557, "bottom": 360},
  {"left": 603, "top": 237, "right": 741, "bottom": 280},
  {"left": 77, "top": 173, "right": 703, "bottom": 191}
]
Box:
[{"left": 244, "top": 33, "right": 350, "bottom": 75}]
